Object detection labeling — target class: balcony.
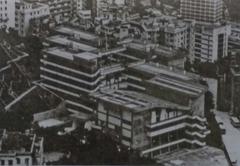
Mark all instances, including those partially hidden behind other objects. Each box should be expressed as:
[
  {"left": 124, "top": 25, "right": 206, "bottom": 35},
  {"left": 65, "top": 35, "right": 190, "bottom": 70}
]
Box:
[
  {"left": 146, "top": 115, "right": 207, "bottom": 130},
  {"left": 141, "top": 138, "right": 206, "bottom": 155},
  {"left": 185, "top": 129, "right": 210, "bottom": 139},
  {"left": 147, "top": 122, "right": 207, "bottom": 138}
]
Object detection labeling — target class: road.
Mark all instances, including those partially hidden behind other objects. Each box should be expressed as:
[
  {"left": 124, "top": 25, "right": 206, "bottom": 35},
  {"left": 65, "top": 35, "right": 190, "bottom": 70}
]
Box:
[{"left": 215, "top": 111, "right": 240, "bottom": 166}]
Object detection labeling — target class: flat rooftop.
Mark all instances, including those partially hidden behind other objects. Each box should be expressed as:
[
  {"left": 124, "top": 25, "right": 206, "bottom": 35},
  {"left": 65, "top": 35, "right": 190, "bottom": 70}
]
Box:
[
  {"left": 43, "top": 47, "right": 99, "bottom": 61},
  {"left": 131, "top": 63, "right": 207, "bottom": 97},
  {"left": 47, "top": 35, "right": 97, "bottom": 52},
  {"left": 158, "top": 146, "right": 229, "bottom": 166},
  {"left": 132, "top": 63, "right": 199, "bottom": 81},
  {"left": 55, "top": 27, "right": 98, "bottom": 41},
  {"left": 92, "top": 89, "right": 190, "bottom": 112}
]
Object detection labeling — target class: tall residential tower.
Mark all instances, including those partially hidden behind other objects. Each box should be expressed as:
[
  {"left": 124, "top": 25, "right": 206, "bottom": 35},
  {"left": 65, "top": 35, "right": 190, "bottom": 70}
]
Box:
[{"left": 180, "top": 0, "right": 223, "bottom": 24}]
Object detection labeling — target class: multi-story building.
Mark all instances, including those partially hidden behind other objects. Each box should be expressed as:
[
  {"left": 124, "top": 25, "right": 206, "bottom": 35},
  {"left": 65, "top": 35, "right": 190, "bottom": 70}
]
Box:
[
  {"left": 228, "top": 50, "right": 240, "bottom": 117},
  {"left": 229, "top": 22, "right": 240, "bottom": 49},
  {"left": 15, "top": 0, "right": 50, "bottom": 37},
  {"left": 93, "top": 90, "right": 210, "bottom": 158},
  {"left": 74, "top": 0, "right": 87, "bottom": 13},
  {"left": 0, "top": 0, "right": 16, "bottom": 29},
  {"left": 128, "top": 16, "right": 193, "bottom": 53},
  {"left": 230, "top": 66, "right": 240, "bottom": 116},
  {"left": 92, "top": 62, "right": 210, "bottom": 158},
  {"left": 40, "top": 47, "right": 102, "bottom": 115},
  {"left": 0, "top": 129, "right": 44, "bottom": 166},
  {"left": 191, "top": 23, "right": 231, "bottom": 63},
  {"left": 38, "top": 0, "right": 73, "bottom": 24},
  {"left": 180, "top": 0, "right": 223, "bottom": 24},
  {"left": 90, "top": 0, "right": 127, "bottom": 18},
  {"left": 163, "top": 20, "right": 191, "bottom": 50}
]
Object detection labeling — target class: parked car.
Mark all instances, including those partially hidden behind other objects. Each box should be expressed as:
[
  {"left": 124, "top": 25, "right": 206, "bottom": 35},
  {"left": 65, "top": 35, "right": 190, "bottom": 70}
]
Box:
[
  {"left": 219, "top": 123, "right": 226, "bottom": 134},
  {"left": 230, "top": 117, "right": 240, "bottom": 128},
  {"left": 215, "top": 116, "right": 226, "bottom": 134}
]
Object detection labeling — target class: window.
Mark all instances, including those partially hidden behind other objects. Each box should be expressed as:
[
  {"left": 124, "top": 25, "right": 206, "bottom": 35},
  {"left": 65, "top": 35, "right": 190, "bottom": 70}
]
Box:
[
  {"left": 25, "top": 158, "right": 29, "bottom": 166},
  {"left": 161, "top": 147, "right": 169, "bottom": 154},
  {"left": 16, "top": 158, "right": 21, "bottom": 165},
  {"left": 1, "top": 160, "right": 5, "bottom": 166},
  {"left": 8, "top": 160, "right": 13, "bottom": 166}
]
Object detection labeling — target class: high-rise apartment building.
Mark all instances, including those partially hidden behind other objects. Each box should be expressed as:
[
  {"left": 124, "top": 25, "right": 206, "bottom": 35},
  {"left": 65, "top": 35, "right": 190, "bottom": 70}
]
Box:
[
  {"left": 0, "top": 0, "right": 16, "bottom": 29},
  {"left": 15, "top": 0, "right": 50, "bottom": 37},
  {"left": 38, "top": 0, "right": 73, "bottom": 24},
  {"left": 180, "top": 0, "right": 223, "bottom": 24},
  {"left": 191, "top": 23, "right": 231, "bottom": 63}
]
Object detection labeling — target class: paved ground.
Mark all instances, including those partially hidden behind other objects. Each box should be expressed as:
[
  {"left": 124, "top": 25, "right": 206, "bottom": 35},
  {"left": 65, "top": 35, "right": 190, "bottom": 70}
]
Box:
[
  {"left": 158, "top": 146, "right": 229, "bottom": 166},
  {"left": 44, "top": 152, "right": 64, "bottom": 163},
  {"left": 215, "top": 111, "right": 240, "bottom": 166}
]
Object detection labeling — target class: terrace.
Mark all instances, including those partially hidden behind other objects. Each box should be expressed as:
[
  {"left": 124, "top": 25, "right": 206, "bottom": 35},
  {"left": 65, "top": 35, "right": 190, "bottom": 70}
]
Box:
[
  {"left": 46, "top": 35, "right": 98, "bottom": 52},
  {"left": 43, "top": 47, "right": 99, "bottom": 62},
  {"left": 55, "top": 26, "right": 98, "bottom": 41}
]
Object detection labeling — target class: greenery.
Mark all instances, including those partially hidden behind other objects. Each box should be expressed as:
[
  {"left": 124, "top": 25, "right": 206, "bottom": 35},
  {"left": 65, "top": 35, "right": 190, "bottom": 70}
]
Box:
[
  {"left": 224, "top": 0, "right": 240, "bottom": 22},
  {"left": 185, "top": 57, "right": 231, "bottom": 79},
  {"left": 201, "top": 83, "right": 224, "bottom": 149},
  {"left": 23, "top": 35, "right": 43, "bottom": 80},
  {"left": 0, "top": 110, "right": 33, "bottom": 132},
  {"left": 37, "top": 127, "right": 155, "bottom": 165}
]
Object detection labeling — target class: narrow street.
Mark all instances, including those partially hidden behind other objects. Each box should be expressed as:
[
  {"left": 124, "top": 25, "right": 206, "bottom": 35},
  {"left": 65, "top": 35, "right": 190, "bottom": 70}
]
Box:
[{"left": 215, "top": 111, "right": 240, "bottom": 165}]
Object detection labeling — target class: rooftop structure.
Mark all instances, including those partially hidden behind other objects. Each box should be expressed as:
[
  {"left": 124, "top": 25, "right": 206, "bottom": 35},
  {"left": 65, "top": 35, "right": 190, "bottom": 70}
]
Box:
[
  {"left": 55, "top": 26, "right": 98, "bottom": 42},
  {"left": 93, "top": 89, "right": 190, "bottom": 113},
  {"left": 126, "top": 63, "right": 207, "bottom": 116},
  {"left": 43, "top": 47, "right": 99, "bottom": 61}
]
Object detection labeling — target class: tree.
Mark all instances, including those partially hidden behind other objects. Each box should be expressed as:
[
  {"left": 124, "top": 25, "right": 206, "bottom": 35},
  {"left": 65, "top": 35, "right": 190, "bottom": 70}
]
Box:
[
  {"left": 184, "top": 58, "right": 192, "bottom": 72},
  {"left": 24, "top": 36, "right": 43, "bottom": 79}
]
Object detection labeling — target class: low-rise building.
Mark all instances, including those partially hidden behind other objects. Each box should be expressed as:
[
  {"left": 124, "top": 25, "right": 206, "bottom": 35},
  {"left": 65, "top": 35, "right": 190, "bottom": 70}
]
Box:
[{"left": 0, "top": 129, "right": 44, "bottom": 166}]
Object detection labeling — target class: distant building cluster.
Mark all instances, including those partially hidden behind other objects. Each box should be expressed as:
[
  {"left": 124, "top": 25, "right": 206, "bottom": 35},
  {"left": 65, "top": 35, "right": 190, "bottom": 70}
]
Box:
[{"left": 1, "top": 0, "right": 240, "bottom": 165}]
